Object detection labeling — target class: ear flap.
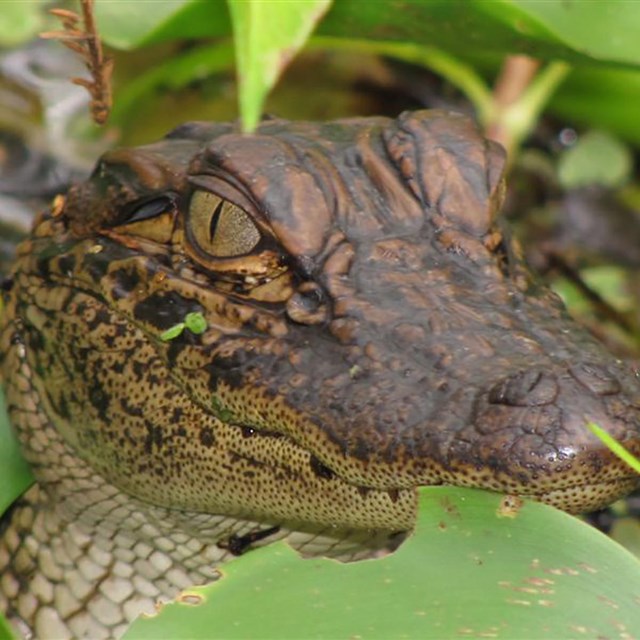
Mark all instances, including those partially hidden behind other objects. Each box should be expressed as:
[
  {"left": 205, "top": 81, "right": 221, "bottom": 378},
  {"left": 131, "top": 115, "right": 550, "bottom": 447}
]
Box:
[{"left": 384, "top": 110, "right": 506, "bottom": 237}]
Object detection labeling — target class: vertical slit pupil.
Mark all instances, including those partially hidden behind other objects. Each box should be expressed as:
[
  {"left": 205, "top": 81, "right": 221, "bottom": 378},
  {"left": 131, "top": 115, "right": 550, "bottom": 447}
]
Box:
[{"left": 209, "top": 200, "right": 225, "bottom": 242}]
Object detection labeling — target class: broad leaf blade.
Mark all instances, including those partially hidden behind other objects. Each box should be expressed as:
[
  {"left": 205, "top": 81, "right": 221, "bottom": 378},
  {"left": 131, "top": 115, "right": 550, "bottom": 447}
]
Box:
[
  {"left": 0, "top": 387, "right": 33, "bottom": 516},
  {"left": 499, "top": 0, "right": 640, "bottom": 67},
  {"left": 227, "top": 0, "right": 332, "bottom": 132},
  {"left": 95, "top": 1, "right": 230, "bottom": 50},
  {"left": 125, "top": 487, "right": 640, "bottom": 639},
  {"left": 0, "top": 610, "right": 17, "bottom": 640},
  {"left": 0, "top": 0, "right": 47, "bottom": 47},
  {"left": 320, "top": 0, "right": 640, "bottom": 68}
]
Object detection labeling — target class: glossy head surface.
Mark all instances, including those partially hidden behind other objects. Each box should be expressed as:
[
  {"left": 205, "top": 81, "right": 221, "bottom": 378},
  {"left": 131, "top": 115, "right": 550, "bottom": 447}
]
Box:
[{"left": 2, "top": 110, "right": 640, "bottom": 533}]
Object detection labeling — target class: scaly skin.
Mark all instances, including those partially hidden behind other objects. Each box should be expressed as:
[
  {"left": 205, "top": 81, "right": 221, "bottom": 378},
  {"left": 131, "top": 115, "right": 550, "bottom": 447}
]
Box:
[{"left": 2, "top": 110, "right": 640, "bottom": 638}]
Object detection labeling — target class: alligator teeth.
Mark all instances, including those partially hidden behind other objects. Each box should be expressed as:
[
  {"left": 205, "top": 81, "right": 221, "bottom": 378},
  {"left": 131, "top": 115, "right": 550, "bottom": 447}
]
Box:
[
  {"left": 387, "top": 489, "right": 400, "bottom": 504},
  {"left": 357, "top": 486, "right": 371, "bottom": 499}
]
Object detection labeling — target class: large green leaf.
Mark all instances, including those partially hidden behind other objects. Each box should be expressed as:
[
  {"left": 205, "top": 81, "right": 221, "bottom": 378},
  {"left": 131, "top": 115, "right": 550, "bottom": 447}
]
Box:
[
  {"left": 89, "top": 0, "right": 640, "bottom": 139},
  {"left": 220, "top": 0, "right": 640, "bottom": 132},
  {"left": 551, "top": 65, "right": 640, "bottom": 145},
  {"left": 124, "top": 487, "right": 640, "bottom": 639},
  {"left": 0, "top": 611, "right": 17, "bottom": 640},
  {"left": 0, "top": 387, "right": 33, "bottom": 516},
  {"left": 227, "top": 0, "right": 332, "bottom": 132},
  {"left": 496, "top": 0, "right": 640, "bottom": 67},
  {"left": 319, "top": 1, "right": 564, "bottom": 63},
  {"left": 0, "top": 0, "right": 47, "bottom": 47},
  {"left": 94, "top": 1, "right": 230, "bottom": 50},
  {"left": 45, "top": 0, "right": 640, "bottom": 70},
  {"left": 319, "top": 0, "right": 640, "bottom": 68},
  {"left": 110, "top": 41, "right": 235, "bottom": 130}
]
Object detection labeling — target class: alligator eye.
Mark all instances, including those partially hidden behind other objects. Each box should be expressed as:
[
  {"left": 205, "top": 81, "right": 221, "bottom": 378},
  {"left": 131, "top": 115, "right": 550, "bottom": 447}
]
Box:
[{"left": 188, "top": 190, "right": 261, "bottom": 258}]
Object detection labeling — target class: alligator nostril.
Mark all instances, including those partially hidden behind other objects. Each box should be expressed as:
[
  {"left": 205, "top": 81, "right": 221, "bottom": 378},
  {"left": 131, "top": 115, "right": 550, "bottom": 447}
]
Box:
[
  {"left": 488, "top": 369, "right": 558, "bottom": 406},
  {"left": 286, "top": 282, "right": 328, "bottom": 325},
  {"left": 569, "top": 364, "right": 621, "bottom": 396}
]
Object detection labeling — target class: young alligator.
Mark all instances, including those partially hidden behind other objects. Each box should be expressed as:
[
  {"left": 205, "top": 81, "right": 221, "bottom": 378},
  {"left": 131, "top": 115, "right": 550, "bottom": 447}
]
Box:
[{"left": 2, "top": 110, "right": 640, "bottom": 638}]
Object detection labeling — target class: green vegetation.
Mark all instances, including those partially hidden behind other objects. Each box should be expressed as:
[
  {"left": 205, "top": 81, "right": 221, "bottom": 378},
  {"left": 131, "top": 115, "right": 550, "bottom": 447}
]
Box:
[
  {"left": 587, "top": 421, "right": 640, "bottom": 476},
  {"left": 125, "top": 487, "right": 640, "bottom": 639},
  {"left": 159, "top": 311, "right": 208, "bottom": 342}
]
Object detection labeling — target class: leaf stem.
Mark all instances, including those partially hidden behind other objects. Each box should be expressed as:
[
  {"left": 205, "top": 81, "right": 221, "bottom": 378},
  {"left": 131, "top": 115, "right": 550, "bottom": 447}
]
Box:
[
  {"left": 309, "top": 36, "right": 493, "bottom": 120},
  {"left": 586, "top": 421, "right": 640, "bottom": 475},
  {"left": 491, "top": 60, "right": 571, "bottom": 156}
]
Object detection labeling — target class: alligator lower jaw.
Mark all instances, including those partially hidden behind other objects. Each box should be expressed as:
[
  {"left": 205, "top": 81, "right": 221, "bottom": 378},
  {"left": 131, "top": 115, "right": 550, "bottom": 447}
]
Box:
[
  {"left": 525, "top": 476, "right": 640, "bottom": 514},
  {"left": 424, "top": 460, "right": 640, "bottom": 515}
]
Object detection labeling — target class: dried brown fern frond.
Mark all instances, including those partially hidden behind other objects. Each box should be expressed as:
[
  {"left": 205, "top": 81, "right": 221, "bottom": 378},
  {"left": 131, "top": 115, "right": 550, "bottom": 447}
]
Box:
[{"left": 41, "top": 0, "right": 113, "bottom": 125}]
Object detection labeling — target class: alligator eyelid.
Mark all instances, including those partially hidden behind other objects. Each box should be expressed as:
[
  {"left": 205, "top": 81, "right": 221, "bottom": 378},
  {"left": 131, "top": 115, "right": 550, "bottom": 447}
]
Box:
[
  {"left": 188, "top": 175, "right": 260, "bottom": 217},
  {"left": 122, "top": 195, "right": 175, "bottom": 225}
]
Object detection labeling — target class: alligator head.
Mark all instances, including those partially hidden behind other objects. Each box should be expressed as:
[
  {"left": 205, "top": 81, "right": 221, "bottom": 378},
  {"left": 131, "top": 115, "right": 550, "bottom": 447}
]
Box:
[{"left": 3, "top": 110, "right": 640, "bottom": 538}]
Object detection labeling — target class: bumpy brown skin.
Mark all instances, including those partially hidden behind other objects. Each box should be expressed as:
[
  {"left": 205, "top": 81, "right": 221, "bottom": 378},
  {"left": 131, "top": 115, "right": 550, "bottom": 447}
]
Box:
[{"left": 2, "top": 110, "right": 640, "bottom": 638}]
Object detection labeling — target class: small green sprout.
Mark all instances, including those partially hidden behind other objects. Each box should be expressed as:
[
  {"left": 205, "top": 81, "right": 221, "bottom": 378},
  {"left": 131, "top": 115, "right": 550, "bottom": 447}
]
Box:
[
  {"left": 184, "top": 312, "right": 207, "bottom": 334},
  {"left": 160, "top": 312, "right": 207, "bottom": 342},
  {"left": 586, "top": 420, "right": 640, "bottom": 475},
  {"left": 211, "top": 396, "right": 234, "bottom": 422},
  {"left": 160, "top": 323, "right": 185, "bottom": 342}
]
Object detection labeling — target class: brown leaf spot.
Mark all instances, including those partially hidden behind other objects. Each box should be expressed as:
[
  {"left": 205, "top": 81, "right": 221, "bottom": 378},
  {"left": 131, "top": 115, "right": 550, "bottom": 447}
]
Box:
[
  {"left": 177, "top": 592, "right": 205, "bottom": 606},
  {"left": 497, "top": 494, "right": 523, "bottom": 518}
]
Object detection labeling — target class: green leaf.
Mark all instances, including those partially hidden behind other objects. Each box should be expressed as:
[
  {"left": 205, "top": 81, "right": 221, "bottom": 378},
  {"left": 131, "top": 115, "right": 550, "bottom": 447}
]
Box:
[
  {"left": 497, "top": 0, "right": 640, "bottom": 67},
  {"left": 552, "top": 266, "right": 632, "bottom": 317},
  {"left": 319, "top": 0, "right": 640, "bottom": 68},
  {"left": 159, "top": 313, "right": 207, "bottom": 342},
  {"left": 0, "top": 388, "right": 21, "bottom": 640},
  {"left": 184, "top": 312, "right": 207, "bottom": 335},
  {"left": 110, "top": 42, "right": 235, "bottom": 130},
  {"left": 227, "top": 0, "right": 332, "bottom": 132},
  {"left": 0, "top": 0, "right": 47, "bottom": 47},
  {"left": 587, "top": 422, "right": 640, "bottom": 476},
  {"left": 94, "top": 0, "right": 190, "bottom": 49},
  {"left": 551, "top": 66, "right": 640, "bottom": 145},
  {"left": 95, "top": 1, "right": 231, "bottom": 50},
  {"left": 319, "top": 1, "right": 555, "bottom": 60},
  {"left": 124, "top": 487, "right": 640, "bottom": 639},
  {"left": 581, "top": 265, "right": 634, "bottom": 313},
  {"left": 94, "top": 0, "right": 640, "bottom": 67},
  {"left": 210, "top": 396, "right": 234, "bottom": 423},
  {"left": 93, "top": 0, "right": 640, "bottom": 142},
  {"left": 0, "top": 387, "right": 33, "bottom": 517},
  {"left": 0, "top": 609, "right": 18, "bottom": 640},
  {"left": 159, "top": 323, "right": 185, "bottom": 342},
  {"left": 558, "top": 130, "right": 632, "bottom": 189}
]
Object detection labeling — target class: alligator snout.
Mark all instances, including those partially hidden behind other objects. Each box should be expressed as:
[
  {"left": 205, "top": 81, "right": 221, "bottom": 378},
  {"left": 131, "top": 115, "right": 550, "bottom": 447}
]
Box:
[
  {"left": 284, "top": 246, "right": 640, "bottom": 514},
  {"left": 444, "top": 360, "right": 640, "bottom": 512}
]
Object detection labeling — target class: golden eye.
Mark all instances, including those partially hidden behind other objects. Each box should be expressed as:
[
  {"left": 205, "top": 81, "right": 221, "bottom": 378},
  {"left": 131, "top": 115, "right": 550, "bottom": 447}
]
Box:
[{"left": 188, "top": 190, "right": 261, "bottom": 258}]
